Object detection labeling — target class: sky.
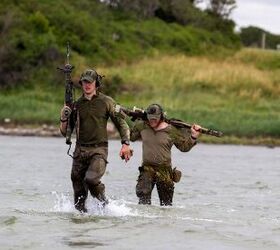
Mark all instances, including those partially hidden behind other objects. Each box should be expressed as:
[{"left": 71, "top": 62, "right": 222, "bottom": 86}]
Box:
[
  {"left": 197, "top": 0, "right": 280, "bottom": 35},
  {"left": 232, "top": 0, "right": 280, "bottom": 34}
]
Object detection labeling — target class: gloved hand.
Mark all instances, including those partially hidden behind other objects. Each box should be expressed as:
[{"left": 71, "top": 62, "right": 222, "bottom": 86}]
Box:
[{"left": 60, "top": 106, "right": 72, "bottom": 121}]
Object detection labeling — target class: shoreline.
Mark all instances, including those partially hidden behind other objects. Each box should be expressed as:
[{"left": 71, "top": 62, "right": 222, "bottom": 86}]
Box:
[
  {"left": 0, "top": 123, "right": 279, "bottom": 147},
  {"left": 0, "top": 123, "right": 119, "bottom": 139}
]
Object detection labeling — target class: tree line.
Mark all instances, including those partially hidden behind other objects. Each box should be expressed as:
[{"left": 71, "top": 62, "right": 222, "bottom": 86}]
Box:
[
  {"left": 104, "top": 0, "right": 237, "bottom": 32},
  {"left": 1, "top": 0, "right": 278, "bottom": 90}
]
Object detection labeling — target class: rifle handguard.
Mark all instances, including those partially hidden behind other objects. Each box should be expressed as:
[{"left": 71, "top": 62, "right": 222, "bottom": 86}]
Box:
[{"left": 58, "top": 42, "right": 75, "bottom": 145}]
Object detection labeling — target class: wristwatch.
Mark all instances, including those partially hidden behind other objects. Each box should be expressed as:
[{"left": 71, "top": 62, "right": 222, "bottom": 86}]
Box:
[{"left": 121, "top": 140, "right": 130, "bottom": 146}]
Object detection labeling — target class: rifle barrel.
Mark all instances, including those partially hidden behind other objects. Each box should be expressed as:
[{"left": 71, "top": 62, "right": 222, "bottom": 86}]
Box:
[{"left": 168, "top": 119, "right": 223, "bottom": 137}]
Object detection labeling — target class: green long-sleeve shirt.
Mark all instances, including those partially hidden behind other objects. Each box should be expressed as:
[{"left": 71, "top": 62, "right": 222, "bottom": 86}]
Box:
[
  {"left": 130, "top": 120, "right": 195, "bottom": 167},
  {"left": 71, "top": 92, "right": 130, "bottom": 145}
]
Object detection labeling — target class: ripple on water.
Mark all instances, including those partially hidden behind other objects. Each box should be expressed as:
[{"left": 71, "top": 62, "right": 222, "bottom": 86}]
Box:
[
  {"left": 0, "top": 216, "right": 17, "bottom": 226},
  {"left": 65, "top": 240, "right": 105, "bottom": 248}
]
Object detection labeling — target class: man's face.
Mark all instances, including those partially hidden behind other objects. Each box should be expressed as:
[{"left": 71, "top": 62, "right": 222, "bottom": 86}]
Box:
[
  {"left": 82, "top": 80, "right": 96, "bottom": 95},
  {"left": 148, "top": 118, "right": 161, "bottom": 128}
]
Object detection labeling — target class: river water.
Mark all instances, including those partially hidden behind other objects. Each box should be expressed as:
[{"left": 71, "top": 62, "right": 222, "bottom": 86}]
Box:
[{"left": 0, "top": 135, "right": 279, "bottom": 250}]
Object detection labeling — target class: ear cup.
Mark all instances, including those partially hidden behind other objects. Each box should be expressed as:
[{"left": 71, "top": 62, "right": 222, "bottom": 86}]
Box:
[
  {"left": 157, "top": 104, "right": 164, "bottom": 120},
  {"left": 96, "top": 75, "right": 102, "bottom": 87}
]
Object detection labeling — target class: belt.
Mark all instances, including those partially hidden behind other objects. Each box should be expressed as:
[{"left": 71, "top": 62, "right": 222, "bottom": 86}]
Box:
[{"left": 77, "top": 142, "right": 108, "bottom": 148}]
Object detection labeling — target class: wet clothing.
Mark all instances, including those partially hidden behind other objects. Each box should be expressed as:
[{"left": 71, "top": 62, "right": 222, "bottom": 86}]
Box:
[
  {"left": 71, "top": 145, "right": 108, "bottom": 212},
  {"left": 136, "top": 165, "right": 174, "bottom": 206},
  {"left": 130, "top": 120, "right": 195, "bottom": 206},
  {"left": 67, "top": 92, "right": 130, "bottom": 212}
]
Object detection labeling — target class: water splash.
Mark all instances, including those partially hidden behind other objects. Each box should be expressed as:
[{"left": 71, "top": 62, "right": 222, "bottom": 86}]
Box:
[
  {"left": 50, "top": 192, "right": 209, "bottom": 222},
  {"left": 88, "top": 199, "right": 140, "bottom": 217},
  {"left": 51, "top": 191, "right": 74, "bottom": 213},
  {"left": 51, "top": 191, "right": 139, "bottom": 217}
]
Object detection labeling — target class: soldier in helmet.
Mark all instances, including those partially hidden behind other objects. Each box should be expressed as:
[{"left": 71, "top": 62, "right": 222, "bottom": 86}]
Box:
[
  {"left": 60, "top": 69, "right": 132, "bottom": 213},
  {"left": 130, "top": 104, "right": 201, "bottom": 206}
]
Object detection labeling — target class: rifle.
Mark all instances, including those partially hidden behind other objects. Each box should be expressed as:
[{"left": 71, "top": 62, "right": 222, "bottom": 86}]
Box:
[
  {"left": 115, "top": 105, "right": 223, "bottom": 137},
  {"left": 57, "top": 42, "right": 75, "bottom": 145}
]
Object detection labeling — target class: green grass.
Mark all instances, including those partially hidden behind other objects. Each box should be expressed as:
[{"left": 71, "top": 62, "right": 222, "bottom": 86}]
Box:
[
  {"left": 0, "top": 85, "right": 64, "bottom": 124},
  {"left": 1, "top": 48, "right": 279, "bottom": 144}
]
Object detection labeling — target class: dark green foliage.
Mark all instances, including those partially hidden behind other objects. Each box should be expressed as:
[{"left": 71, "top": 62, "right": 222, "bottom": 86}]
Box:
[
  {"left": 0, "top": 0, "right": 240, "bottom": 88},
  {"left": 240, "top": 26, "right": 280, "bottom": 49},
  {"left": 106, "top": 0, "right": 160, "bottom": 19},
  {"left": 155, "top": 0, "right": 206, "bottom": 28},
  {"left": 207, "top": 0, "right": 236, "bottom": 19},
  {"left": 100, "top": 75, "right": 125, "bottom": 97},
  {"left": 0, "top": 3, "right": 61, "bottom": 88},
  {"left": 107, "top": 0, "right": 237, "bottom": 34}
]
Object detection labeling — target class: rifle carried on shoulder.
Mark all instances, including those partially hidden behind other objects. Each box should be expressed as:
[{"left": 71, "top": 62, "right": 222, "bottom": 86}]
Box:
[
  {"left": 115, "top": 105, "right": 223, "bottom": 137},
  {"left": 57, "top": 42, "right": 75, "bottom": 145}
]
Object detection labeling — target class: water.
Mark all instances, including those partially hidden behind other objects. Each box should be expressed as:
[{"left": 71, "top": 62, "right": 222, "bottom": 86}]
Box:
[{"left": 0, "top": 135, "right": 279, "bottom": 250}]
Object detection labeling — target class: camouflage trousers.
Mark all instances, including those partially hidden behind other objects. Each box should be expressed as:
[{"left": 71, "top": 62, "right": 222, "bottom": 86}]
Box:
[
  {"left": 136, "top": 165, "right": 174, "bottom": 206},
  {"left": 71, "top": 145, "right": 108, "bottom": 212}
]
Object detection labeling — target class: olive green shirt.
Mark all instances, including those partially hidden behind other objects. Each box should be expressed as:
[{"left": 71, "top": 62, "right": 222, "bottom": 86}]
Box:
[
  {"left": 71, "top": 92, "right": 130, "bottom": 145},
  {"left": 130, "top": 120, "right": 195, "bottom": 167}
]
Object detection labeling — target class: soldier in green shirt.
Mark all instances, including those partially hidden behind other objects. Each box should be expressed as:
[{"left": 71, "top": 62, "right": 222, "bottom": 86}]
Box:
[
  {"left": 60, "top": 69, "right": 132, "bottom": 213},
  {"left": 130, "top": 104, "right": 201, "bottom": 206}
]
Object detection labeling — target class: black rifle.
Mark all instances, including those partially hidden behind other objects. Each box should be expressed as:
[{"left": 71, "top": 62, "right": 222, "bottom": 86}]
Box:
[
  {"left": 115, "top": 105, "right": 223, "bottom": 137},
  {"left": 57, "top": 42, "right": 75, "bottom": 145}
]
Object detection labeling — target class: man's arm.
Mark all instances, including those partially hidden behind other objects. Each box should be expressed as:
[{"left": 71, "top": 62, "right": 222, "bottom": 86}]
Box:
[
  {"left": 108, "top": 102, "right": 130, "bottom": 143},
  {"left": 108, "top": 99, "right": 132, "bottom": 162},
  {"left": 130, "top": 120, "right": 143, "bottom": 142},
  {"left": 172, "top": 127, "right": 197, "bottom": 152}
]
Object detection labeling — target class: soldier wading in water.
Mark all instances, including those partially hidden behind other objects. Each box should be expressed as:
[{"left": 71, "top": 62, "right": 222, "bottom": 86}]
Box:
[
  {"left": 60, "top": 69, "right": 132, "bottom": 213},
  {"left": 130, "top": 104, "right": 201, "bottom": 206}
]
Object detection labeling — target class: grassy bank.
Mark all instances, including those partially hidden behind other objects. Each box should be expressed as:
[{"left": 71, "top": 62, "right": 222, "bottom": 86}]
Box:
[
  {"left": 100, "top": 48, "right": 280, "bottom": 139},
  {"left": 0, "top": 48, "right": 279, "bottom": 145}
]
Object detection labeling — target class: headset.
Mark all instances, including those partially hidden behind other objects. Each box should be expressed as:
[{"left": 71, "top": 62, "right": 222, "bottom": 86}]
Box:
[
  {"left": 79, "top": 69, "right": 104, "bottom": 87},
  {"left": 146, "top": 103, "right": 165, "bottom": 120},
  {"left": 96, "top": 73, "right": 103, "bottom": 87}
]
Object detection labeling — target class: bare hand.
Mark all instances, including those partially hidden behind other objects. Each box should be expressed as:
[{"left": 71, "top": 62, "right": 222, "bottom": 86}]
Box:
[
  {"left": 191, "top": 124, "right": 201, "bottom": 140},
  {"left": 119, "top": 144, "right": 133, "bottom": 162}
]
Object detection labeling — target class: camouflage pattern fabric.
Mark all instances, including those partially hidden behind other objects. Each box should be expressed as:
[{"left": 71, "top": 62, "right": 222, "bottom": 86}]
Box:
[
  {"left": 67, "top": 91, "right": 130, "bottom": 212},
  {"left": 136, "top": 165, "right": 174, "bottom": 206},
  {"left": 71, "top": 145, "right": 108, "bottom": 212},
  {"left": 131, "top": 120, "right": 196, "bottom": 206}
]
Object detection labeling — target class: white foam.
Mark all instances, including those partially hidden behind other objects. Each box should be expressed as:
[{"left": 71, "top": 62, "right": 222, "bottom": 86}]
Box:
[
  {"left": 51, "top": 191, "right": 75, "bottom": 212},
  {"left": 51, "top": 192, "right": 140, "bottom": 217},
  {"left": 87, "top": 198, "right": 140, "bottom": 217},
  {"left": 51, "top": 192, "right": 193, "bottom": 220}
]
